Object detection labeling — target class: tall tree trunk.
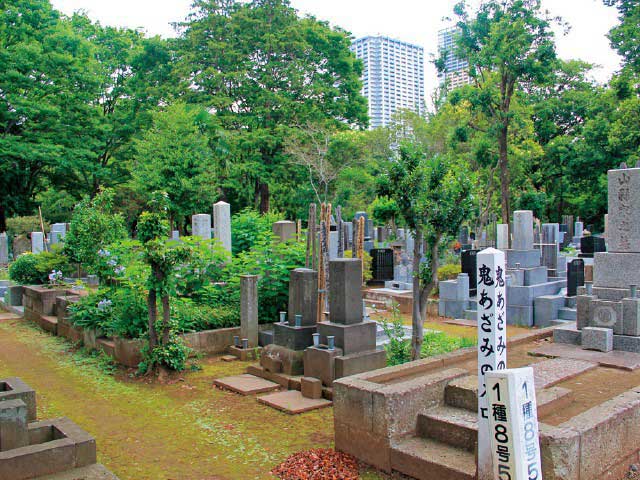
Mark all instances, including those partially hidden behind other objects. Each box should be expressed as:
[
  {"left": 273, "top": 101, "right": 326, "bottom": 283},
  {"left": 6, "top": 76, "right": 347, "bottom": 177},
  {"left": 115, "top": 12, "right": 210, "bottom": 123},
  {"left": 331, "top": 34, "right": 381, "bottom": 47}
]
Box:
[
  {"left": 161, "top": 295, "right": 171, "bottom": 346},
  {"left": 0, "top": 205, "right": 6, "bottom": 233},
  {"left": 147, "top": 287, "right": 158, "bottom": 351},
  {"left": 411, "top": 232, "right": 441, "bottom": 361},
  {"left": 411, "top": 230, "right": 424, "bottom": 361},
  {"left": 257, "top": 182, "right": 270, "bottom": 213},
  {"left": 498, "top": 124, "right": 510, "bottom": 223}
]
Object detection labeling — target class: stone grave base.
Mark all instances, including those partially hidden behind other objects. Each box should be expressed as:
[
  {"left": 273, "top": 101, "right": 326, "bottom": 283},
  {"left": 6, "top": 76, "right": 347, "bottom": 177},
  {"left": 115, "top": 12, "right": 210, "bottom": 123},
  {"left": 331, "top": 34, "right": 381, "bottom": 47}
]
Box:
[
  {"left": 0, "top": 417, "right": 97, "bottom": 480},
  {"left": 227, "top": 345, "right": 262, "bottom": 361},
  {"left": 531, "top": 340, "right": 640, "bottom": 371},
  {"left": 257, "top": 390, "right": 332, "bottom": 415},
  {"left": 247, "top": 364, "right": 334, "bottom": 400},
  {"left": 213, "top": 374, "right": 280, "bottom": 396}
]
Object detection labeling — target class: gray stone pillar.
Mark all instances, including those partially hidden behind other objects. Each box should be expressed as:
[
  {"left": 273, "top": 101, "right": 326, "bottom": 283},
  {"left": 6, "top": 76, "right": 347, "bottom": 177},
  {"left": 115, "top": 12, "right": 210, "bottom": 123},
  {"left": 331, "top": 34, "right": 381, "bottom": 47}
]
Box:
[
  {"left": 329, "top": 259, "right": 363, "bottom": 325},
  {"left": 240, "top": 275, "right": 259, "bottom": 347},
  {"left": 213, "top": 201, "right": 232, "bottom": 254},
  {"left": 496, "top": 224, "right": 509, "bottom": 250},
  {"left": 272, "top": 220, "right": 296, "bottom": 243},
  {"left": 0, "top": 233, "right": 8, "bottom": 264},
  {"left": 288, "top": 268, "right": 318, "bottom": 326},
  {"left": 512, "top": 210, "right": 534, "bottom": 250},
  {"left": 192, "top": 214, "right": 211, "bottom": 240},
  {"left": 31, "top": 232, "right": 44, "bottom": 254},
  {"left": 0, "top": 399, "right": 29, "bottom": 452}
]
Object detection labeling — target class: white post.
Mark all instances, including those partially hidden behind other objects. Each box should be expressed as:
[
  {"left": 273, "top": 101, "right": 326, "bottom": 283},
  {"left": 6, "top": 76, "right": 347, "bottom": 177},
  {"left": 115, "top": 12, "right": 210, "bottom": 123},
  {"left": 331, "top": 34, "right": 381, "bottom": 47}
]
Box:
[
  {"left": 477, "top": 247, "right": 508, "bottom": 480},
  {"left": 213, "top": 201, "right": 232, "bottom": 254},
  {"left": 486, "top": 367, "right": 542, "bottom": 480}
]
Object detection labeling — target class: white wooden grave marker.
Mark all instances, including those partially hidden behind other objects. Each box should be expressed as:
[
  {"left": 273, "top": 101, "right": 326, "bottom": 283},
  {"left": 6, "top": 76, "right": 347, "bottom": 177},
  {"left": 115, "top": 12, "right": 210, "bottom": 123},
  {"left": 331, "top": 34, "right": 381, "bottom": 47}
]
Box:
[
  {"left": 477, "top": 247, "right": 508, "bottom": 480},
  {"left": 486, "top": 367, "right": 542, "bottom": 480}
]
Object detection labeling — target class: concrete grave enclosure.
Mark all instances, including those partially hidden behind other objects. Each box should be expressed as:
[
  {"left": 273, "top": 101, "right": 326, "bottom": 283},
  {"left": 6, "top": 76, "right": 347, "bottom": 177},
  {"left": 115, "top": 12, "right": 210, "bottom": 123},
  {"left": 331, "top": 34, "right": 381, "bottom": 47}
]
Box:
[
  {"left": 0, "top": 377, "right": 118, "bottom": 480},
  {"left": 334, "top": 327, "right": 640, "bottom": 480}
]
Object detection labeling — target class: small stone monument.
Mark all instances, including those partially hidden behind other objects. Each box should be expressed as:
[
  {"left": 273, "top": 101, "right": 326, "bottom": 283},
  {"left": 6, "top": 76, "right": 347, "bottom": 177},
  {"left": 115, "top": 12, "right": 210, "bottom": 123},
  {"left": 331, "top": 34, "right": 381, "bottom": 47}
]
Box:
[
  {"left": 272, "top": 220, "right": 296, "bottom": 243},
  {"left": 496, "top": 223, "right": 509, "bottom": 250},
  {"left": 30, "top": 232, "right": 44, "bottom": 254},
  {"left": 192, "top": 214, "right": 211, "bottom": 240},
  {"left": 0, "top": 233, "right": 8, "bottom": 264}
]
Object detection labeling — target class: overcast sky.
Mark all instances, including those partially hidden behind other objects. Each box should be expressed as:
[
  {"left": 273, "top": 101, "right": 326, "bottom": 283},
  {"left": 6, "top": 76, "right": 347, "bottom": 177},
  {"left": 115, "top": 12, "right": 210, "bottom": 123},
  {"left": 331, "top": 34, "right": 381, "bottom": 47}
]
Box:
[{"left": 51, "top": 0, "right": 622, "bottom": 92}]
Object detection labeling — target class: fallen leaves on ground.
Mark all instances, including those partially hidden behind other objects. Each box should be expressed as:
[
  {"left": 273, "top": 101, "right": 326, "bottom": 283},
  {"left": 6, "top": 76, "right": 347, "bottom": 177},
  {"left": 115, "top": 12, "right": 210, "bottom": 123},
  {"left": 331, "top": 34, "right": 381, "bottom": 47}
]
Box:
[{"left": 271, "top": 448, "right": 359, "bottom": 480}]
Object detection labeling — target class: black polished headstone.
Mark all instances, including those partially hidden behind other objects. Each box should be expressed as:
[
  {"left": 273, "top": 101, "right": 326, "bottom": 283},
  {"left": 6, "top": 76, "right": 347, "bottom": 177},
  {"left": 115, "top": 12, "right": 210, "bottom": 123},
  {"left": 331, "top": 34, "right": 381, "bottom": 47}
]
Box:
[
  {"left": 461, "top": 249, "right": 480, "bottom": 296},
  {"left": 567, "top": 259, "right": 585, "bottom": 297},
  {"left": 579, "top": 236, "right": 606, "bottom": 258}
]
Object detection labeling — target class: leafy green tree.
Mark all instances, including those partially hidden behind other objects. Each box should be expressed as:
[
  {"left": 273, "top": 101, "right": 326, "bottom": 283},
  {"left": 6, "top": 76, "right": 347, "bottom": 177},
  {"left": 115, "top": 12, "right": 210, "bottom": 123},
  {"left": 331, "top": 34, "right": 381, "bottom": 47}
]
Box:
[
  {"left": 447, "top": 0, "right": 558, "bottom": 222},
  {"left": 384, "top": 143, "right": 474, "bottom": 360},
  {"left": 63, "top": 189, "right": 127, "bottom": 269},
  {"left": 177, "top": 0, "right": 367, "bottom": 213},
  {"left": 137, "top": 194, "right": 193, "bottom": 373},
  {"left": 0, "top": 0, "right": 98, "bottom": 230},
  {"left": 132, "top": 103, "right": 220, "bottom": 233},
  {"left": 607, "top": 0, "right": 640, "bottom": 72}
]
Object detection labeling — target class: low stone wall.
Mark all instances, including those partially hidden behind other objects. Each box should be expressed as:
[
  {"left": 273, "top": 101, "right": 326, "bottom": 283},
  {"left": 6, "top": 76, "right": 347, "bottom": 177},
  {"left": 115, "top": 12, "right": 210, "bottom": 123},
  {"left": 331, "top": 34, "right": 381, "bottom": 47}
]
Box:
[
  {"left": 541, "top": 387, "right": 640, "bottom": 480},
  {"left": 22, "top": 286, "right": 69, "bottom": 322}
]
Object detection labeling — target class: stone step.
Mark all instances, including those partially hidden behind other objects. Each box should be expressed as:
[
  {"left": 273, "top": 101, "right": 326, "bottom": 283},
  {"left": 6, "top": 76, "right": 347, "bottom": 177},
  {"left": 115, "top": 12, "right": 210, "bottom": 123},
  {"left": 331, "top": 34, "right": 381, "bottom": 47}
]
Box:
[
  {"left": 565, "top": 296, "right": 577, "bottom": 308},
  {"left": 463, "top": 309, "right": 476, "bottom": 321},
  {"left": 38, "top": 315, "right": 58, "bottom": 334},
  {"left": 390, "top": 436, "right": 476, "bottom": 480},
  {"left": 445, "top": 375, "right": 478, "bottom": 411},
  {"left": 550, "top": 319, "right": 573, "bottom": 327},
  {"left": 558, "top": 307, "right": 577, "bottom": 321},
  {"left": 97, "top": 338, "right": 116, "bottom": 358},
  {"left": 417, "top": 406, "right": 477, "bottom": 452}
]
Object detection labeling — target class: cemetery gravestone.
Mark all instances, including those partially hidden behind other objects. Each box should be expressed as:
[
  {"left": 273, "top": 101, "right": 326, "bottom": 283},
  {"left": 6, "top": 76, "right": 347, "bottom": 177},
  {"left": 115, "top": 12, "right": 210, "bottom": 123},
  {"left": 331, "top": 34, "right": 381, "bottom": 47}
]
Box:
[
  {"left": 31, "top": 232, "right": 44, "bottom": 254},
  {"left": 567, "top": 259, "right": 585, "bottom": 297},
  {"left": 496, "top": 224, "right": 509, "bottom": 250},
  {"left": 240, "top": 275, "right": 259, "bottom": 347},
  {"left": 192, "top": 214, "right": 212, "bottom": 240},
  {"left": 272, "top": 220, "right": 296, "bottom": 243},
  {"left": 213, "top": 201, "right": 232, "bottom": 254},
  {"left": 579, "top": 235, "right": 606, "bottom": 258},
  {"left": 512, "top": 211, "right": 534, "bottom": 250},
  {"left": 0, "top": 233, "right": 8, "bottom": 265},
  {"left": 462, "top": 249, "right": 479, "bottom": 296},
  {"left": 555, "top": 165, "right": 640, "bottom": 353}
]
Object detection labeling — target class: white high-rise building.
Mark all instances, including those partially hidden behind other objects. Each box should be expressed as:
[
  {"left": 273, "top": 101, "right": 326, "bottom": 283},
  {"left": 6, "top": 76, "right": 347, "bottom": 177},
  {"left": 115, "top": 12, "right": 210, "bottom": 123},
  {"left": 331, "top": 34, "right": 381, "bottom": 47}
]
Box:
[
  {"left": 437, "top": 27, "right": 472, "bottom": 90},
  {"left": 351, "top": 36, "right": 425, "bottom": 129}
]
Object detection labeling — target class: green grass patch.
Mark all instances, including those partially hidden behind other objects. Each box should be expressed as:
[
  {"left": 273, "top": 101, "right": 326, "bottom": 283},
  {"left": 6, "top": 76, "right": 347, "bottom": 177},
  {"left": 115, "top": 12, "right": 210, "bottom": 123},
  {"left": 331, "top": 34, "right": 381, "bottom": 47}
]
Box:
[{"left": 421, "top": 331, "right": 476, "bottom": 358}]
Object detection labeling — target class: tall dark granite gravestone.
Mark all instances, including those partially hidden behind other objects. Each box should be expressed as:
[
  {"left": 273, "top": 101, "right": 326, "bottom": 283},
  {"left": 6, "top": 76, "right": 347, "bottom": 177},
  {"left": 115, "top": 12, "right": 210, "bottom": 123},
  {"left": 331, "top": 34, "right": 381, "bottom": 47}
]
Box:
[
  {"left": 579, "top": 236, "right": 606, "bottom": 258},
  {"left": 567, "top": 259, "right": 585, "bottom": 297},
  {"left": 461, "top": 249, "right": 479, "bottom": 296}
]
